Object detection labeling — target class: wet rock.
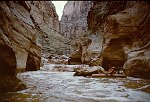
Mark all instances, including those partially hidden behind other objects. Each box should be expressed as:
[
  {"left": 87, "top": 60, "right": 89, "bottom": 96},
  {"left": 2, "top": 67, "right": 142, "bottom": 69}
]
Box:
[
  {"left": 0, "top": 76, "right": 21, "bottom": 93},
  {"left": 74, "top": 66, "right": 105, "bottom": 76},
  {"left": 14, "top": 82, "right": 26, "bottom": 92},
  {"left": 41, "top": 64, "right": 85, "bottom": 72},
  {"left": 46, "top": 55, "right": 69, "bottom": 65},
  {"left": 123, "top": 56, "right": 150, "bottom": 79}
]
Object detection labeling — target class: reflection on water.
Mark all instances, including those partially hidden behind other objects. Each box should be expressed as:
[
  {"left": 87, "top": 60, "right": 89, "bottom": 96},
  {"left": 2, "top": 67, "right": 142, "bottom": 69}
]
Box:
[{"left": 0, "top": 71, "right": 150, "bottom": 102}]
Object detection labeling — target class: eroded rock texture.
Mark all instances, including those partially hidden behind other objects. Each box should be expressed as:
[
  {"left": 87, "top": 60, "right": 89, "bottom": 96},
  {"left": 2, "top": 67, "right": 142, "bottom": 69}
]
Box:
[
  {"left": 60, "top": 1, "right": 108, "bottom": 65},
  {"left": 29, "top": 1, "right": 71, "bottom": 56},
  {"left": 0, "top": 1, "right": 73, "bottom": 92},
  {"left": 60, "top": 1, "right": 93, "bottom": 39},
  {"left": 123, "top": 57, "right": 150, "bottom": 79},
  {"left": 0, "top": 1, "right": 41, "bottom": 72},
  {"left": 87, "top": 1, "right": 150, "bottom": 78}
]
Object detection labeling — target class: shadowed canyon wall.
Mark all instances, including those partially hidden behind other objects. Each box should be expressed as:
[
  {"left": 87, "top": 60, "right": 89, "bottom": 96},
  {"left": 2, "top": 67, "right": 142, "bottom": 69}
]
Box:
[
  {"left": 67, "top": 1, "right": 150, "bottom": 78},
  {"left": 0, "top": 1, "right": 70, "bottom": 92},
  {"left": 89, "top": 1, "right": 150, "bottom": 78}
]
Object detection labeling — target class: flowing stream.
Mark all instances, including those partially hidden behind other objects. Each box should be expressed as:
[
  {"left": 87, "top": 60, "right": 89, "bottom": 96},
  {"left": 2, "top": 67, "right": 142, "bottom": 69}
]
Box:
[{"left": 0, "top": 64, "right": 150, "bottom": 102}]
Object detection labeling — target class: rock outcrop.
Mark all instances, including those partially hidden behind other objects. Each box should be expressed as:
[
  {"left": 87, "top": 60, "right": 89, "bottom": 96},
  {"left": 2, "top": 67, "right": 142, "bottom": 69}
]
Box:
[
  {"left": 87, "top": 1, "right": 150, "bottom": 78},
  {"left": 68, "top": 1, "right": 126, "bottom": 65},
  {"left": 29, "top": 1, "right": 71, "bottom": 56},
  {"left": 0, "top": 1, "right": 41, "bottom": 72},
  {"left": 74, "top": 66, "right": 105, "bottom": 76},
  {"left": 60, "top": 1, "right": 93, "bottom": 39},
  {"left": 0, "top": 1, "right": 70, "bottom": 92},
  {"left": 0, "top": 1, "right": 73, "bottom": 92},
  {"left": 123, "top": 56, "right": 150, "bottom": 79},
  {"left": 0, "top": 1, "right": 39, "bottom": 92}
]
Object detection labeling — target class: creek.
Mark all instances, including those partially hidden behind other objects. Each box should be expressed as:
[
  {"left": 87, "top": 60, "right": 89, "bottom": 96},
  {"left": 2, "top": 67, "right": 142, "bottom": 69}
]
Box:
[{"left": 0, "top": 64, "right": 150, "bottom": 102}]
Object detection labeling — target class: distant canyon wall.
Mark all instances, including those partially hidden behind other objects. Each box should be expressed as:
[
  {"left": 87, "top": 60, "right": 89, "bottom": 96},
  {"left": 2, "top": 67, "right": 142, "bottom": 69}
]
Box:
[{"left": 60, "top": 1, "right": 93, "bottom": 39}]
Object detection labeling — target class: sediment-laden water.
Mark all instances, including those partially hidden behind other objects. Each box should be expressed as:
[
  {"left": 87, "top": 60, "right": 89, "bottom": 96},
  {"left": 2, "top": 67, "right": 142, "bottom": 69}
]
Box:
[{"left": 1, "top": 64, "right": 150, "bottom": 102}]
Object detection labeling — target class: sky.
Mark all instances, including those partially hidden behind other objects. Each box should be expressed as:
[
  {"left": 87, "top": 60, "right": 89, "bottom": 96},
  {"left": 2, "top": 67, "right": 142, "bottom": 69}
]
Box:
[{"left": 52, "top": 1, "right": 67, "bottom": 20}]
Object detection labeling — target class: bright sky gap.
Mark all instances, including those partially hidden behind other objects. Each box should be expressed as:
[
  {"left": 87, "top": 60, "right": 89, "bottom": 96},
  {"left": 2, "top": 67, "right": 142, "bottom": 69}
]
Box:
[{"left": 52, "top": 1, "right": 68, "bottom": 20}]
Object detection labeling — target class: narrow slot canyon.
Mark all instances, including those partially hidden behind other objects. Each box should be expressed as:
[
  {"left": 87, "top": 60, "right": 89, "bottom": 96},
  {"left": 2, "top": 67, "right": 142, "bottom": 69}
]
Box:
[{"left": 0, "top": 1, "right": 150, "bottom": 102}]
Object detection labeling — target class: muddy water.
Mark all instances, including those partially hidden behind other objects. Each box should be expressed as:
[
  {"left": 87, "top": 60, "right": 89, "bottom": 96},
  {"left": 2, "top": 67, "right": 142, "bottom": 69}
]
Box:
[{"left": 0, "top": 65, "right": 150, "bottom": 102}]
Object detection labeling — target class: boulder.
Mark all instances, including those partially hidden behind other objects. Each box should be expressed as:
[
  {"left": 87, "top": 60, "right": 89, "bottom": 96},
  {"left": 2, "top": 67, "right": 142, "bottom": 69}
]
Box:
[
  {"left": 68, "top": 43, "right": 82, "bottom": 64},
  {"left": 74, "top": 66, "right": 105, "bottom": 76},
  {"left": 123, "top": 57, "right": 150, "bottom": 79}
]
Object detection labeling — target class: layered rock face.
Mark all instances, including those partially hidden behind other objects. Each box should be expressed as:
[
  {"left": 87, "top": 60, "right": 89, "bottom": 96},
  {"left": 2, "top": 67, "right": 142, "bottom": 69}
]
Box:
[
  {"left": 60, "top": 1, "right": 93, "bottom": 39},
  {"left": 29, "top": 1, "right": 70, "bottom": 56},
  {"left": 0, "top": 1, "right": 41, "bottom": 92},
  {"left": 68, "top": 1, "right": 126, "bottom": 65},
  {"left": 60, "top": 1, "right": 103, "bottom": 65},
  {"left": 0, "top": 1, "right": 73, "bottom": 92},
  {"left": 0, "top": 1, "right": 72, "bottom": 92},
  {"left": 0, "top": 1, "right": 41, "bottom": 73},
  {"left": 87, "top": 1, "right": 150, "bottom": 78}
]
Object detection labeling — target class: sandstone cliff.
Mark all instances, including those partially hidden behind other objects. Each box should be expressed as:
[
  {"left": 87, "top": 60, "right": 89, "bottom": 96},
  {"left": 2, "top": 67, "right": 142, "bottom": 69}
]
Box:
[
  {"left": 0, "top": 1, "right": 41, "bottom": 92},
  {"left": 60, "top": 1, "right": 93, "bottom": 39},
  {"left": 88, "top": 1, "right": 150, "bottom": 78},
  {"left": 68, "top": 1, "right": 127, "bottom": 65},
  {"left": 68, "top": 1, "right": 150, "bottom": 79},
  {"left": 29, "top": 1, "right": 71, "bottom": 56},
  {"left": 0, "top": 1, "right": 70, "bottom": 92}
]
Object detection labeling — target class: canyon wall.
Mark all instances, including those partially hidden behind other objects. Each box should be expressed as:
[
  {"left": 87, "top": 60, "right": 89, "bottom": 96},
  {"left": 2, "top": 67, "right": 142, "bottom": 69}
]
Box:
[
  {"left": 69, "top": 1, "right": 150, "bottom": 79},
  {"left": 29, "top": 1, "right": 71, "bottom": 56},
  {"left": 0, "top": 1, "right": 70, "bottom": 92},
  {"left": 60, "top": 1, "right": 101, "bottom": 64},
  {"left": 60, "top": 1, "right": 93, "bottom": 39},
  {"left": 0, "top": 1, "right": 41, "bottom": 92},
  {"left": 88, "top": 1, "right": 150, "bottom": 78}
]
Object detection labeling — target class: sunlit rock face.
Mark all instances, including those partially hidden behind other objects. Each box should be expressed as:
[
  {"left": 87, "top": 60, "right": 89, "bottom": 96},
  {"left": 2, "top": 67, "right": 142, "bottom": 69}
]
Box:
[
  {"left": 60, "top": 1, "right": 93, "bottom": 40},
  {"left": 60, "top": 1, "right": 108, "bottom": 65},
  {"left": 28, "top": 1, "right": 71, "bottom": 56},
  {"left": 88, "top": 1, "right": 150, "bottom": 78}
]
